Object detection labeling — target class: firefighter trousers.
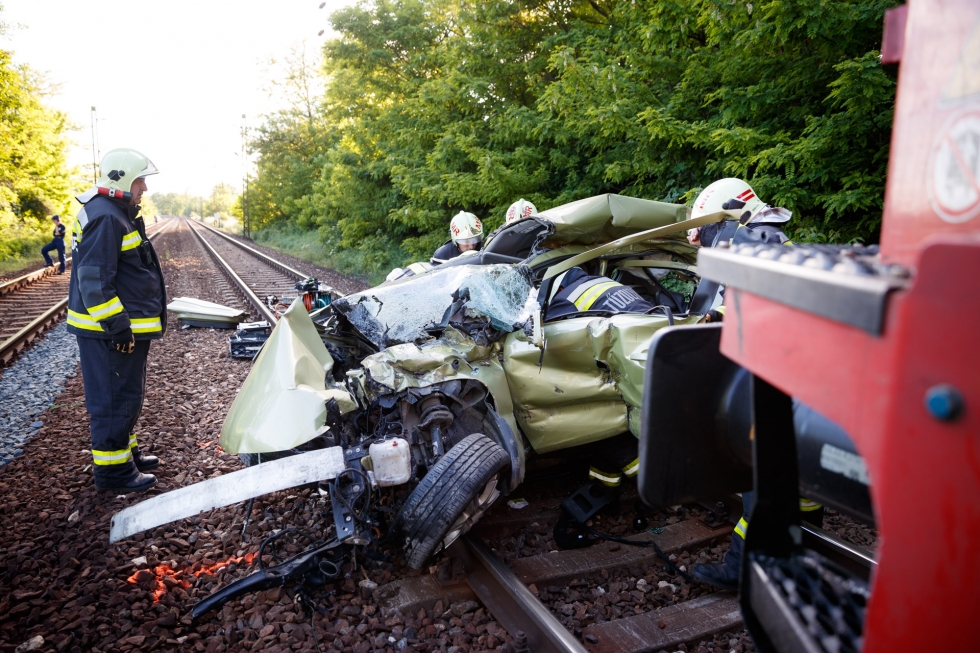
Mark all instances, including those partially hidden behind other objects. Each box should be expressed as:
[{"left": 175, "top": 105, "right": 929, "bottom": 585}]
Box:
[
  {"left": 724, "top": 491, "right": 825, "bottom": 571},
  {"left": 77, "top": 336, "right": 151, "bottom": 485},
  {"left": 587, "top": 432, "right": 640, "bottom": 487}
]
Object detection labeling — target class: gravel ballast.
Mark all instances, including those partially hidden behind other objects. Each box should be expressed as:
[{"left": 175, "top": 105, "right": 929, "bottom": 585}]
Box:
[
  {"left": 0, "top": 221, "right": 873, "bottom": 653},
  {"left": 0, "top": 222, "right": 515, "bottom": 653},
  {"left": 0, "top": 322, "right": 78, "bottom": 467}
]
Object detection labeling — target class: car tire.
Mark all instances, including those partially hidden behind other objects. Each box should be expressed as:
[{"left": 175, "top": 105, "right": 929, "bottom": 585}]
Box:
[{"left": 398, "top": 433, "right": 509, "bottom": 570}]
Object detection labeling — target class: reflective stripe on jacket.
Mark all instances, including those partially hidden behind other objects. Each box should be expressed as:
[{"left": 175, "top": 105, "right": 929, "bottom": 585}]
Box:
[
  {"left": 547, "top": 268, "right": 652, "bottom": 319},
  {"left": 67, "top": 194, "right": 167, "bottom": 340}
]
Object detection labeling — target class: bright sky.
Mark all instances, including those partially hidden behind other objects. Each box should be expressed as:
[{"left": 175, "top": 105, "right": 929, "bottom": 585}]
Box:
[{"left": 1, "top": 0, "right": 352, "bottom": 197}]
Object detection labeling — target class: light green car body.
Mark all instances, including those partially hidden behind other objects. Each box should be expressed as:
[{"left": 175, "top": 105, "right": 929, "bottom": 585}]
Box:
[{"left": 221, "top": 193, "right": 725, "bottom": 486}]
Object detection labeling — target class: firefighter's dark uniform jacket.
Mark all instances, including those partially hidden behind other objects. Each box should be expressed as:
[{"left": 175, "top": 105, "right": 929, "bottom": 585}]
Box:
[
  {"left": 67, "top": 192, "right": 167, "bottom": 339},
  {"left": 430, "top": 239, "right": 486, "bottom": 265},
  {"left": 430, "top": 240, "right": 464, "bottom": 265},
  {"left": 699, "top": 206, "right": 793, "bottom": 248},
  {"left": 547, "top": 267, "right": 653, "bottom": 320},
  {"left": 698, "top": 210, "right": 823, "bottom": 576},
  {"left": 68, "top": 189, "right": 166, "bottom": 485}
]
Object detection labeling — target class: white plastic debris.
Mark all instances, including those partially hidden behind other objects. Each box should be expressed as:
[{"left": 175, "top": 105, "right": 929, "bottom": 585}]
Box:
[
  {"left": 507, "top": 498, "right": 529, "bottom": 509},
  {"left": 15, "top": 635, "right": 44, "bottom": 652}
]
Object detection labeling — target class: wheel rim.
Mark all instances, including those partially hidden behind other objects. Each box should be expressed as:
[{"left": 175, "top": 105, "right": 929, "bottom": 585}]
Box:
[{"left": 441, "top": 473, "right": 501, "bottom": 551}]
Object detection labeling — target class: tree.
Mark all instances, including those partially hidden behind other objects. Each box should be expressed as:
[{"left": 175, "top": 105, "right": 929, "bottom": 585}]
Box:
[
  {"left": 0, "top": 44, "right": 76, "bottom": 248},
  {"left": 245, "top": 0, "right": 900, "bottom": 280}
]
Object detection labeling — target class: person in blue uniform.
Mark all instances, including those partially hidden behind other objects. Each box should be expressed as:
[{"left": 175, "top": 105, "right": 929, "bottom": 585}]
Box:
[
  {"left": 41, "top": 215, "right": 67, "bottom": 274},
  {"left": 430, "top": 211, "right": 484, "bottom": 264},
  {"left": 68, "top": 148, "right": 167, "bottom": 494},
  {"left": 685, "top": 178, "right": 822, "bottom": 590}
]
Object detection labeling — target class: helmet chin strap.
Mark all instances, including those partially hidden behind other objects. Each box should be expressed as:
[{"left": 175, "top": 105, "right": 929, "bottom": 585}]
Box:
[{"left": 97, "top": 187, "right": 132, "bottom": 201}]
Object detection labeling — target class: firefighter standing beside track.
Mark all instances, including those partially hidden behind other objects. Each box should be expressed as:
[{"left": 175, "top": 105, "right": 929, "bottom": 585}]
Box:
[
  {"left": 683, "top": 178, "right": 823, "bottom": 589},
  {"left": 68, "top": 148, "right": 167, "bottom": 494}
]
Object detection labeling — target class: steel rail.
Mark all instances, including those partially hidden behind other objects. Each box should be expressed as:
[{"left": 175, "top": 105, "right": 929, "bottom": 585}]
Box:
[
  {"left": 194, "top": 220, "right": 312, "bottom": 281},
  {"left": 802, "top": 522, "right": 877, "bottom": 581},
  {"left": 450, "top": 535, "right": 589, "bottom": 653},
  {"left": 186, "top": 219, "right": 279, "bottom": 325},
  {"left": 0, "top": 218, "right": 174, "bottom": 364},
  {"left": 0, "top": 258, "right": 73, "bottom": 296},
  {"left": 722, "top": 495, "right": 877, "bottom": 580}
]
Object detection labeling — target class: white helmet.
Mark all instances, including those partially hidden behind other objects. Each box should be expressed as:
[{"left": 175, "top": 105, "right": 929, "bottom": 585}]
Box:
[
  {"left": 97, "top": 148, "right": 159, "bottom": 193},
  {"left": 450, "top": 211, "right": 483, "bottom": 246},
  {"left": 505, "top": 198, "right": 537, "bottom": 223},
  {"left": 691, "top": 178, "right": 765, "bottom": 221}
]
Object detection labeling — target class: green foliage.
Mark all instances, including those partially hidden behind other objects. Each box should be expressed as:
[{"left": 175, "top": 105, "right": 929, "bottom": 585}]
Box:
[
  {"left": 0, "top": 37, "right": 76, "bottom": 263},
  {"left": 247, "top": 0, "right": 899, "bottom": 278},
  {"left": 251, "top": 221, "right": 378, "bottom": 285}
]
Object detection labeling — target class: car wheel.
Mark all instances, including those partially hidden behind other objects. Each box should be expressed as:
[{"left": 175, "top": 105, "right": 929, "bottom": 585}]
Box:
[{"left": 398, "top": 433, "right": 509, "bottom": 570}]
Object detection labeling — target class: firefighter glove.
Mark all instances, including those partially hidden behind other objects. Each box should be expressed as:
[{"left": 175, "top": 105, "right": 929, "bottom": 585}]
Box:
[{"left": 111, "top": 328, "right": 135, "bottom": 354}]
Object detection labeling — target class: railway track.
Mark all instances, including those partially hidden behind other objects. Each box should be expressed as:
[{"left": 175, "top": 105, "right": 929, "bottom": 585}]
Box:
[
  {"left": 186, "top": 219, "right": 313, "bottom": 324},
  {"left": 179, "top": 222, "right": 878, "bottom": 652},
  {"left": 0, "top": 218, "right": 175, "bottom": 366}
]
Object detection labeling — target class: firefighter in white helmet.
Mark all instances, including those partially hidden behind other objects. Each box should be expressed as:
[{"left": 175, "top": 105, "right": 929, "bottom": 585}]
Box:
[
  {"left": 430, "top": 211, "right": 484, "bottom": 264},
  {"left": 505, "top": 198, "right": 537, "bottom": 224},
  {"left": 685, "top": 178, "right": 823, "bottom": 591},
  {"left": 686, "top": 178, "right": 793, "bottom": 248},
  {"left": 68, "top": 148, "right": 165, "bottom": 494}
]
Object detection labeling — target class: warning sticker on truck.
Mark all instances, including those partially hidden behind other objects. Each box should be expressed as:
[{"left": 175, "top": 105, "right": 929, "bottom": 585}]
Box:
[{"left": 930, "top": 110, "right": 980, "bottom": 224}]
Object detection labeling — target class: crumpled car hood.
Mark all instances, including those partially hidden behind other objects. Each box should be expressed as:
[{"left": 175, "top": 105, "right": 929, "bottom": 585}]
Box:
[{"left": 220, "top": 299, "right": 356, "bottom": 454}]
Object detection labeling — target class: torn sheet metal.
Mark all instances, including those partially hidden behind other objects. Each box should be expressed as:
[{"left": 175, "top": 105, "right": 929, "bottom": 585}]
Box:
[
  {"left": 542, "top": 211, "right": 724, "bottom": 280},
  {"left": 501, "top": 312, "right": 699, "bottom": 452},
  {"left": 586, "top": 313, "right": 699, "bottom": 436},
  {"left": 536, "top": 193, "right": 690, "bottom": 246},
  {"left": 502, "top": 319, "right": 627, "bottom": 453},
  {"left": 109, "top": 447, "right": 346, "bottom": 543},
  {"left": 167, "top": 297, "right": 248, "bottom": 324},
  {"left": 333, "top": 264, "right": 534, "bottom": 350},
  {"left": 220, "top": 299, "right": 356, "bottom": 454}
]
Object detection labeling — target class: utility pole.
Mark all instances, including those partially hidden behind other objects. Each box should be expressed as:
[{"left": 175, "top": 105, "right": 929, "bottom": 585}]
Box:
[
  {"left": 241, "top": 114, "right": 250, "bottom": 239},
  {"left": 90, "top": 106, "right": 98, "bottom": 184}
]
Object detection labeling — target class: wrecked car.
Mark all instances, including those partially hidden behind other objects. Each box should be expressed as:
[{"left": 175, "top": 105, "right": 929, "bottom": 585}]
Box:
[{"left": 111, "top": 193, "right": 728, "bottom": 613}]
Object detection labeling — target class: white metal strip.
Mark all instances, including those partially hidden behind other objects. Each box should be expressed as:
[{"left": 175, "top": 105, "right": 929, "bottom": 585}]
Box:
[{"left": 109, "top": 447, "right": 346, "bottom": 543}]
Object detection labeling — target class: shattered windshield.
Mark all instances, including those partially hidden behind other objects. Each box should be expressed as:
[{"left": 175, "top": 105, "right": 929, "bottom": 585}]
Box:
[{"left": 333, "top": 264, "right": 535, "bottom": 349}]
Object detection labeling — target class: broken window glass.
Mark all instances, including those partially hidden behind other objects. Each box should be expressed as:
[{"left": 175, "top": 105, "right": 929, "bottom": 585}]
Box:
[{"left": 333, "top": 264, "right": 534, "bottom": 349}]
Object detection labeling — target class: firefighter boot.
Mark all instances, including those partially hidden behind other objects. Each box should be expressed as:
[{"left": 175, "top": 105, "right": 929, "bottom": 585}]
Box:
[
  {"left": 132, "top": 446, "right": 160, "bottom": 472},
  {"left": 690, "top": 527, "right": 743, "bottom": 591},
  {"left": 94, "top": 458, "right": 157, "bottom": 494},
  {"left": 95, "top": 470, "right": 157, "bottom": 494}
]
